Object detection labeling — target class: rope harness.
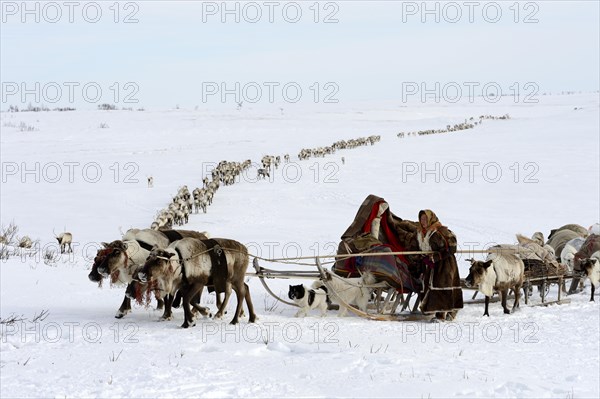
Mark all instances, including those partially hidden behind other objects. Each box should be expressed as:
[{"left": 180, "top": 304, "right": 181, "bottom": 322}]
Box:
[
  {"left": 152, "top": 240, "right": 228, "bottom": 293},
  {"left": 156, "top": 248, "right": 520, "bottom": 267}
]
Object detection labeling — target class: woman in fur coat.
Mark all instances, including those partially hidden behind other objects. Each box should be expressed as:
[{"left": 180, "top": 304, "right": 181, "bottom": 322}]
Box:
[{"left": 416, "top": 209, "right": 464, "bottom": 321}]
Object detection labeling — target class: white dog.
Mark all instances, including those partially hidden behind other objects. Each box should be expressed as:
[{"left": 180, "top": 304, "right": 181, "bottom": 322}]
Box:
[{"left": 312, "top": 272, "right": 371, "bottom": 317}]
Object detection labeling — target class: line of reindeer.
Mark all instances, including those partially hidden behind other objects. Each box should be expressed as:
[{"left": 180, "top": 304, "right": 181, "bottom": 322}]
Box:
[
  {"left": 147, "top": 134, "right": 382, "bottom": 230},
  {"left": 298, "top": 135, "right": 381, "bottom": 160},
  {"left": 45, "top": 122, "right": 497, "bottom": 259},
  {"left": 397, "top": 114, "right": 510, "bottom": 138}
]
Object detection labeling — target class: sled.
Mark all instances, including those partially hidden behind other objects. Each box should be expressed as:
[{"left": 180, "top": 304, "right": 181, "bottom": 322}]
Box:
[
  {"left": 250, "top": 255, "right": 433, "bottom": 321},
  {"left": 315, "top": 257, "right": 432, "bottom": 321},
  {"left": 250, "top": 251, "right": 580, "bottom": 322},
  {"left": 246, "top": 195, "right": 581, "bottom": 321}
]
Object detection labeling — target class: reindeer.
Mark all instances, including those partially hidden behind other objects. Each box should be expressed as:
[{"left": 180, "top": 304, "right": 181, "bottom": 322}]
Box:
[
  {"left": 579, "top": 252, "right": 600, "bottom": 301},
  {"left": 138, "top": 237, "right": 256, "bottom": 327},
  {"left": 194, "top": 197, "right": 208, "bottom": 214},
  {"left": 89, "top": 230, "right": 169, "bottom": 318},
  {"left": 465, "top": 253, "right": 525, "bottom": 317},
  {"left": 257, "top": 168, "right": 270, "bottom": 179},
  {"left": 18, "top": 236, "right": 33, "bottom": 249},
  {"left": 206, "top": 189, "right": 215, "bottom": 205},
  {"left": 53, "top": 229, "right": 73, "bottom": 254},
  {"left": 88, "top": 228, "right": 208, "bottom": 318}
]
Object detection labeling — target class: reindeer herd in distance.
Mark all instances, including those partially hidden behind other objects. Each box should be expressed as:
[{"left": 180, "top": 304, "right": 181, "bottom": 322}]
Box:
[
  {"left": 4, "top": 115, "right": 512, "bottom": 262},
  {"left": 1, "top": 131, "right": 382, "bottom": 262},
  {"left": 147, "top": 113, "right": 510, "bottom": 233},
  {"left": 396, "top": 114, "right": 510, "bottom": 138},
  {"left": 147, "top": 135, "right": 382, "bottom": 231}
]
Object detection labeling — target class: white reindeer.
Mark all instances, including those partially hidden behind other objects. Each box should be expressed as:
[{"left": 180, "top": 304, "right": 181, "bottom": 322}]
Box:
[{"left": 54, "top": 229, "right": 73, "bottom": 253}]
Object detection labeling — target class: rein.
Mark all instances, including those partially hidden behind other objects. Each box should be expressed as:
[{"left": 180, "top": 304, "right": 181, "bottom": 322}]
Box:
[
  {"left": 155, "top": 247, "right": 214, "bottom": 262},
  {"left": 174, "top": 247, "right": 187, "bottom": 285},
  {"left": 152, "top": 248, "right": 517, "bottom": 268}
]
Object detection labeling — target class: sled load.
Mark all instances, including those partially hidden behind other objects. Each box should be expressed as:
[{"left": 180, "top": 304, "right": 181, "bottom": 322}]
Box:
[{"left": 332, "top": 194, "right": 422, "bottom": 294}]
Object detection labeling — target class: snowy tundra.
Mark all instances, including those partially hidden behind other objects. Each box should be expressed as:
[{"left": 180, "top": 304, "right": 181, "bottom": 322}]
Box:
[{"left": 1, "top": 94, "right": 599, "bottom": 398}]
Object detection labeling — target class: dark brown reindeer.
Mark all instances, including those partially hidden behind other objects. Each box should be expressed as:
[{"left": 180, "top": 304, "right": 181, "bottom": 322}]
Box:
[{"left": 138, "top": 237, "right": 256, "bottom": 327}]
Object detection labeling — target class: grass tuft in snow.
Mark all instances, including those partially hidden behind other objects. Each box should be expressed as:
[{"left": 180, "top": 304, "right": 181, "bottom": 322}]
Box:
[
  {"left": 109, "top": 349, "right": 124, "bottom": 362},
  {"left": 43, "top": 248, "right": 59, "bottom": 266},
  {"left": 0, "top": 313, "right": 26, "bottom": 325},
  {"left": 369, "top": 343, "right": 389, "bottom": 354},
  {"left": 263, "top": 293, "right": 280, "bottom": 313}
]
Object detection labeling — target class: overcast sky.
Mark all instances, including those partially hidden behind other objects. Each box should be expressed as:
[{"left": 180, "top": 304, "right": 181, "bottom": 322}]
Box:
[{"left": 1, "top": 1, "right": 599, "bottom": 109}]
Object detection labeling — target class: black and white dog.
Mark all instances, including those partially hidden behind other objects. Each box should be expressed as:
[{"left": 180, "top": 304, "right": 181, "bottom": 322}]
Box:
[{"left": 288, "top": 284, "right": 329, "bottom": 317}]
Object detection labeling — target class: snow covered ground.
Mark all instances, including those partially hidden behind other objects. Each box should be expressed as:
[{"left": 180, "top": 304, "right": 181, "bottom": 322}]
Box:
[{"left": 1, "top": 93, "right": 599, "bottom": 398}]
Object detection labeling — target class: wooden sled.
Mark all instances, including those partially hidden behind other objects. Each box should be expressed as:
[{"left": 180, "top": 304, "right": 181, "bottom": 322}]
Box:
[
  {"left": 250, "top": 257, "right": 431, "bottom": 321},
  {"left": 315, "top": 258, "right": 431, "bottom": 322}
]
